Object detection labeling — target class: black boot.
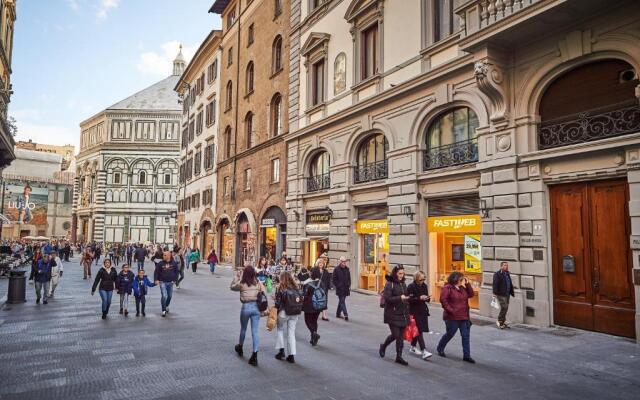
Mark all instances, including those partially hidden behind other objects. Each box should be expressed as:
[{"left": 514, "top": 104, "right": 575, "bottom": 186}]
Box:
[
  {"left": 234, "top": 344, "right": 243, "bottom": 357},
  {"left": 248, "top": 352, "right": 258, "bottom": 366},
  {"left": 101, "top": 312, "right": 107, "bottom": 320},
  {"left": 395, "top": 356, "right": 408, "bottom": 366},
  {"left": 286, "top": 355, "right": 295, "bottom": 364},
  {"left": 119, "top": 308, "right": 123, "bottom": 314},
  {"left": 379, "top": 343, "right": 386, "bottom": 358},
  {"left": 275, "top": 348, "right": 285, "bottom": 360}
]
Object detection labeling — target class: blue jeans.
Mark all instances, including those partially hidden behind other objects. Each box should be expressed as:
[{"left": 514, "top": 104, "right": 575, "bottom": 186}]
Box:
[
  {"left": 239, "top": 302, "right": 261, "bottom": 352},
  {"left": 208, "top": 262, "right": 216, "bottom": 274},
  {"left": 99, "top": 290, "right": 113, "bottom": 314},
  {"left": 137, "top": 260, "right": 145, "bottom": 271},
  {"left": 336, "top": 295, "right": 348, "bottom": 317},
  {"left": 159, "top": 282, "right": 173, "bottom": 311},
  {"left": 437, "top": 320, "right": 471, "bottom": 358}
]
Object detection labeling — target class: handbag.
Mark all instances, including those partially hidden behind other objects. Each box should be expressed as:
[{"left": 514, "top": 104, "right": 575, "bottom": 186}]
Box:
[
  {"left": 257, "top": 283, "right": 268, "bottom": 312},
  {"left": 266, "top": 277, "right": 273, "bottom": 294},
  {"left": 490, "top": 296, "right": 500, "bottom": 310},
  {"left": 266, "top": 306, "right": 278, "bottom": 331},
  {"left": 379, "top": 282, "right": 393, "bottom": 308},
  {"left": 403, "top": 315, "right": 419, "bottom": 342}
]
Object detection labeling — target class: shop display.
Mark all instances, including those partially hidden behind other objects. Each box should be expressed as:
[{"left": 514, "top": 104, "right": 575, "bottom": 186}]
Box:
[{"left": 356, "top": 219, "right": 389, "bottom": 292}]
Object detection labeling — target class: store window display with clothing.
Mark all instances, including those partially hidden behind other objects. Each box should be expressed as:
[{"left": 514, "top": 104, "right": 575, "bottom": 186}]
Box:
[{"left": 356, "top": 219, "right": 389, "bottom": 292}]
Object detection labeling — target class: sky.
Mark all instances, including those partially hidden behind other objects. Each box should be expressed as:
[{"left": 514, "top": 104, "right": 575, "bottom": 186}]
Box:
[{"left": 10, "top": 0, "right": 221, "bottom": 153}]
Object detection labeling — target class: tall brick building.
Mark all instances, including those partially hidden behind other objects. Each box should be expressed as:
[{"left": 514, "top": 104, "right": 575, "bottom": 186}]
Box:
[{"left": 209, "top": 0, "right": 289, "bottom": 266}]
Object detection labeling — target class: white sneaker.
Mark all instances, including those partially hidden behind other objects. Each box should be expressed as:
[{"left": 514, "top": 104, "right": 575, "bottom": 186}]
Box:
[
  {"left": 409, "top": 347, "right": 421, "bottom": 356},
  {"left": 422, "top": 350, "right": 433, "bottom": 360},
  {"left": 162, "top": 311, "right": 167, "bottom": 317}
]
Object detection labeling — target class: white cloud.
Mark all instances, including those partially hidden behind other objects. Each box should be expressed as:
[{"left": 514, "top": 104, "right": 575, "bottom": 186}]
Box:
[
  {"left": 65, "top": 0, "right": 80, "bottom": 11},
  {"left": 97, "top": 0, "right": 120, "bottom": 20},
  {"left": 136, "top": 41, "right": 197, "bottom": 77}
]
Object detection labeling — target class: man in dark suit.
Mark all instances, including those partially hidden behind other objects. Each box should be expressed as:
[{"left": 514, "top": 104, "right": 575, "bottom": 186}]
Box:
[{"left": 492, "top": 261, "right": 515, "bottom": 329}]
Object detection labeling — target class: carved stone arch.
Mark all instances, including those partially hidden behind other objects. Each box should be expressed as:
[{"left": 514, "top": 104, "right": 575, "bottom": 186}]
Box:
[
  {"left": 345, "top": 127, "right": 392, "bottom": 165},
  {"left": 234, "top": 208, "right": 257, "bottom": 234},
  {"left": 105, "top": 190, "right": 113, "bottom": 202},
  {"left": 155, "top": 158, "right": 178, "bottom": 172},
  {"left": 104, "top": 157, "right": 130, "bottom": 171},
  {"left": 299, "top": 144, "right": 333, "bottom": 177},
  {"left": 156, "top": 191, "right": 163, "bottom": 203},
  {"left": 371, "top": 119, "right": 397, "bottom": 149},
  {"left": 131, "top": 157, "right": 154, "bottom": 169},
  {"left": 215, "top": 213, "right": 233, "bottom": 231},
  {"left": 145, "top": 190, "right": 152, "bottom": 203},
  {"left": 257, "top": 196, "right": 286, "bottom": 224},
  {"left": 169, "top": 191, "right": 177, "bottom": 203},
  {"left": 120, "top": 189, "right": 127, "bottom": 202},
  {"left": 199, "top": 208, "right": 215, "bottom": 229}
]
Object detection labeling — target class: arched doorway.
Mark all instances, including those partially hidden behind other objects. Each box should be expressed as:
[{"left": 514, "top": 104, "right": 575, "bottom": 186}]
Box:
[
  {"left": 217, "top": 218, "right": 233, "bottom": 265},
  {"left": 200, "top": 220, "right": 213, "bottom": 257},
  {"left": 236, "top": 212, "right": 256, "bottom": 267},
  {"left": 260, "top": 206, "right": 287, "bottom": 262}
]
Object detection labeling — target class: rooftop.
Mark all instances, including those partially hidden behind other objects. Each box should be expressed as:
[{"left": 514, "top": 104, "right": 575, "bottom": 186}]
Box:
[{"left": 106, "top": 75, "right": 182, "bottom": 112}]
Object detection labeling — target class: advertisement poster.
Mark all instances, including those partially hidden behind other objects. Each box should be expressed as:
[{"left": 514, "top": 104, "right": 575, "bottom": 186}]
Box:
[
  {"left": 3, "top": 181, "right": 49, "bottom": 228},
  {"left": 464, "top": 234, "right": 481, "bottom": 273}
]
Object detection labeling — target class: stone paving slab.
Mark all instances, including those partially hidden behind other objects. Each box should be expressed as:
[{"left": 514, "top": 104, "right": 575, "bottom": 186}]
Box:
[{"left": 1, "top": 257, "right": 639, "bottom": 400}]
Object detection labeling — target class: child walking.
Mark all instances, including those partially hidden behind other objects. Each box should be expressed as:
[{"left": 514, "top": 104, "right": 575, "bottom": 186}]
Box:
[
  {"left": 132, "top": 269, "right": 155, "bottom": 317},
  {"left": 116, "top": 264, "right": 135, "bottom": 316}
]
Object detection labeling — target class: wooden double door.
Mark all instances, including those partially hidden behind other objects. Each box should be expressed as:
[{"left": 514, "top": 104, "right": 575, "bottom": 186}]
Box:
[{"left": 550, "top": 179, "right": 635, "bottom": 338}]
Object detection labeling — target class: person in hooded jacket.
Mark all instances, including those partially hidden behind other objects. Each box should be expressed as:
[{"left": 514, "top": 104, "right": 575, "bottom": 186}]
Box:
[
  {"left": 116, "top": 264, "right": 135, "bottom": 316},
  {"left": 436, "top": 271, "right": 475, "bottom": 363},
  {"left": 379, "top": 265, "right": 410, "bottom": 366},
  {"left": 132, "top": 268, "right": 155, "bottom": 317},
  {"left": 92, "top": 259, "right": 118, "bottom": 319},
  {"left": 302, "top": 267, "right": 326, "bottom": 346},
  {"left": 407, "top": 271, "right": 432, "bottom": 360}
]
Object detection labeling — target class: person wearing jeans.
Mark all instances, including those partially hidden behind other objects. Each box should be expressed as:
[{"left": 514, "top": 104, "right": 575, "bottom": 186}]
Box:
[
  {"left": 34, "top": 253, "right": 54, "bottom": 304},
  {"left": 492, "top": 261, "right": 515, "bottom": 329},
  {"left": 154, "top": 251, "right": 179, "bottom": 317},
  {"left": 332, "top": 257, "right": 351, "bottom": 321},
  {"left": 116, "top": 264, "right": 135, "bottom": 316},
  {"left": 207, "top": 249, "right": 218, "bottom": 275},
  {"left": 92, "top": 259, "right": 117, "bottom": 319},
  {"left": 231, "top": 265, "right": 264, "bottom": 366},
  {"left": 379, "top": 265, "right": 410, "bottom": 366},
  {"left": 436, "top": 271, "right": 475, "bottom": 363}
]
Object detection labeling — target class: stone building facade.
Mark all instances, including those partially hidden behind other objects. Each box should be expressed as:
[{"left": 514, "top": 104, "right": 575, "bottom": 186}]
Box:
[
  {"left": 176, "top": 32, "right": 223, "bottom": 257},
  {"left": 72, "top": 56, "right": 182, "bottom": 246},
  {"left": 209, "top": 0, "right": 290, "bottom": 265},
  {"left": 0, "top": 0, "right": 17, "bottom": 171},
  {"left": 286, "top": 0, "right": 640, "bottom": 340}
]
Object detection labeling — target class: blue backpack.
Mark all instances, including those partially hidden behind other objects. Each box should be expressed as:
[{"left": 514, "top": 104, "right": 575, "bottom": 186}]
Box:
[{"left": 309, "top": 281, "right": 327, "bottom": 311}]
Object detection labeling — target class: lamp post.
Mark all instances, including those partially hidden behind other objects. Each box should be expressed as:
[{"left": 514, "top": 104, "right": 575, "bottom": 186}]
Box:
[{"left": 0, "top": 178, "right": 6, "bottom": 241}]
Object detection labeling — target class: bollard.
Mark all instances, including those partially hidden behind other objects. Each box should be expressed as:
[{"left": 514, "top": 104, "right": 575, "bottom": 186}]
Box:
[{"left": 7, "top": 270, "right": 27, "bottom": 304}]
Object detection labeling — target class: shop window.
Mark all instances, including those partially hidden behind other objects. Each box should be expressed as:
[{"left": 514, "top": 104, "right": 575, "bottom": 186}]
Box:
[
  {"left": 354, "top": 134, "right": 388, "bottom": 183},
  {"left": 424, "top": 107, "right": 479, "bottom": 170},
  {"left": 356, "top": 219, "right": 389, "bottom": 292}
]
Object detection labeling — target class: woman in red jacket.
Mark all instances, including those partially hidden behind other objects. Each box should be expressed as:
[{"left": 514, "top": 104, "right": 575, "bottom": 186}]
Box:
[{"left": 436, "top": 271, "right": 475, "bottom": 363}]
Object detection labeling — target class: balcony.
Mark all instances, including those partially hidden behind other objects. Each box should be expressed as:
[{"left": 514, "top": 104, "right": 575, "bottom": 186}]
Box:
[
  {"left": 423, "top": 139, "right": 478, "bottom": 170},
  {"left": 538, "top": 101, "right": 640, "bottom": 150},
  {"left": 354, "top": 160, "right": 388, "bottom": 184},
  {"left": 306, "top": 173, "right": 330, "bottom": 193}
]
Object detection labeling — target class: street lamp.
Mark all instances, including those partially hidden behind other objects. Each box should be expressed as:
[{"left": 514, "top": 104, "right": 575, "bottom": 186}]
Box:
[{"left": 0, "top": 178, "right": 6, "bottom": 241}]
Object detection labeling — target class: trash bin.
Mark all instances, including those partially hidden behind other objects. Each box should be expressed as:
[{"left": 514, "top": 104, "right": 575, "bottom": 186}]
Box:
[{"left": 7, "top": 270, "right": 26, "bottom": 304}]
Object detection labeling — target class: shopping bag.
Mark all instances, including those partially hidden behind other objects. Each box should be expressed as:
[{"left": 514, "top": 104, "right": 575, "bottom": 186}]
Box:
[
  {"left": 266, "top": 277, "right": 273, "bottom": 294},
  {"left": 266, "top": 306, "right": 277, "bottom": 331},
  {"left": 491, "top": 296, "right": 500, "bottom": 310},
  {"left": 403, "top": 315, "right": 419, "bottom": 342}
]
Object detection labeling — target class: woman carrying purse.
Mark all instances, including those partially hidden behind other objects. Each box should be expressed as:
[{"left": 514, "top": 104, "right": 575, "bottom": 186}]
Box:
[
  {"left": 230, "top": 265, "right": 265, "bottom": 366},
  {"left": 407, "top": 271, "right": 432, "bottom": 360}
]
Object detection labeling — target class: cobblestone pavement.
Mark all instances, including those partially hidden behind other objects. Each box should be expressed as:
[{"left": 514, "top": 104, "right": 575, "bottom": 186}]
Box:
[{"left": 1, "top": 257, "right": 639, "bottom": 400}]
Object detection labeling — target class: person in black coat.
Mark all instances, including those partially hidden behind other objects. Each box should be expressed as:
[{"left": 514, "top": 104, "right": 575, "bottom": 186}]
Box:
[
  {"left": 493, "top": 261, "right": 515, "bottom": 329},
  {"left": 407, "top": 271, "right": 432, "bottom": 359},
  {"left": 302, "top": 268, "right": 327, "bottom": 346},
  {"left": 379, "top": 265, "right": 410, "bottom": 366},
  {"left": 91, "top": 259, "right": 118, "bottom": 319},
  {"left": 317, "top": 258, "right": 331, "bottom": 321},
  {"left": 332, "top": 256, "right": 351, "bottom": 321},
  {"left": 116, "top": 264, "right": 135, "bottom": 316}
]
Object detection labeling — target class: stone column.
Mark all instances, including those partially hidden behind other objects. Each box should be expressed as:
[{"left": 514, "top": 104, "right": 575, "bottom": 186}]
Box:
[
  {"left": 388, "top": 183, "right": 420, "bottom": 273},
  {"left": 626, "top": 147, "right": 640, "bottom": 342}
]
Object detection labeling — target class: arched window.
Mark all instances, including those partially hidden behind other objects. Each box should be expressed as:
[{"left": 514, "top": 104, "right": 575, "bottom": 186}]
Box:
[
  {"left": 246, "top": 61, "right": 254, "bottom": 94},
  {"left": 224, "top": 126, "right": 232, "bottom": 159},
  {"left": 139, "top": 170, "right": 147, "bottom": 185},
  {"left": 307, "top": 151, "right": 330, "bottom": 192},
  {"left": 270, "top": 93, "right": 282, "bottom": 137},
  {"left": 63, "top": 188, "right": 71, "bottom": 204},
  {"left": 424, "top": 107, "right": 479, "bottom": 170},
  {"left": 225, "top": 80, "right": 233, "bottom": 110},
  {"left": 272, "top": 35, "right": 283, "bottom": 73},
  {"left": 354, "top": 134, "right": 388, "bottom": 183},
  {"left": 245, "top": 112, "right": 254, "bottom": 149}
]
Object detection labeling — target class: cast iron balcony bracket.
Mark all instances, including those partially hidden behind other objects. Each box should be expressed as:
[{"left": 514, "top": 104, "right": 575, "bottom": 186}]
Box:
[
  {"left": 423, "top": 138, "right": 479, "bottom": 171},
  {"left": 306, "top": 173, "right": 331, "bottom": 193},
  {"left": 538, "top": 101, "right": 640, "bottom": 150},
  {"left": 353, "top": 160, "right": 388, "bottom": 184}
]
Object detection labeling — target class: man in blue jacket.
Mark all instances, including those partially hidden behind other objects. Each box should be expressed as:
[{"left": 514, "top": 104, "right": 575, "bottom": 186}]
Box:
[
  {"left": 154, "top": 251, "right": 179, "bottom": 317},
  {"left": 492, "top": 261, "right": 515, "bottom": 329},
  {"left": 34, "top": 252, "right": 55, "bottom": 304}
]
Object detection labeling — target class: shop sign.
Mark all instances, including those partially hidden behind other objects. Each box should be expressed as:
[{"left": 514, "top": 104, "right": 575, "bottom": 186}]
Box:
[
  {"left": 260, "top": 218, "right": 276, "bottom": 227},
  {"left": 306, "top": 223, "right": 330, "bottom": 234},
  {"left": 520, "top": 236, "right": 545, "bottom": 247},
  {"left": 306, "top": 212, "right": 330, "bottom": 224},
  {"left": 427, "top": 215, "right": 480, "bottom": 233},
  {"left": 464, "top": 234, "right": 481, "bottom": 274},
  {"left": 356, "top": 219, "right": 388, "bottom": 234}
]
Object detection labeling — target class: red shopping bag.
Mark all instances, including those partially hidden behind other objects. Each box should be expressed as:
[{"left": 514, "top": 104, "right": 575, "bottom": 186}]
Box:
[{"left": 403, "top": 315, "right": 419, "bottom": 342}]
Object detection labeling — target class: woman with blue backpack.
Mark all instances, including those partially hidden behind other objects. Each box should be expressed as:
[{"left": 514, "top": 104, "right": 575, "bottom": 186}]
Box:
[{"left": 303, "top": 267, "right": 327, "bottom": 346}]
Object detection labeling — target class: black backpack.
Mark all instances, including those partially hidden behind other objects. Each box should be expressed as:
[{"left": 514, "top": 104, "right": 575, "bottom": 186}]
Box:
[{"left": 283, "top": 288, "right": 304, "bottom": 315}]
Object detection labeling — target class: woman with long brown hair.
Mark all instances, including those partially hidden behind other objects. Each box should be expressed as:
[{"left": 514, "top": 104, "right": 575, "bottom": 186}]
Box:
[
  {"left": 274, "top": 271, "right": 303, "bottom": 363},
  {"left": 230, "top": 265, "right": 265, "bottom": 366}
]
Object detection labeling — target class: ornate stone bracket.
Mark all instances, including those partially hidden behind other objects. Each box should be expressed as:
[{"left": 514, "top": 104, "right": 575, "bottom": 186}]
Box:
[{"left": 474, "top": 60, "right": 509, "bottom": 125}]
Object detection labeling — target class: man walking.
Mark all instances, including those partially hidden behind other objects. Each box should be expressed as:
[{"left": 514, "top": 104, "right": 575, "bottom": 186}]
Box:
[
  {"left": 81, "top": 247, "right": 94, "bottom": 280},
  {"left": 332, "top": 256, "right": 351, "bottom": 321},
  {"left": 34, "top": 252, "right": 54, "bottom": 304},
  {"left": 134, "top": 244, "right": 147, "bottom": 271},
  {"left": 154, "top": 251, "right": 179, "bottom": 317},
  {"left": 493, "top": 261, "right": 515, "bottom": 329}
]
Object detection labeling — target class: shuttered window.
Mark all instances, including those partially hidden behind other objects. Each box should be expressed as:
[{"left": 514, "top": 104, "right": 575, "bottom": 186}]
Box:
[{"left": 427, "top": 196, "right": 479, "bottom": 217}]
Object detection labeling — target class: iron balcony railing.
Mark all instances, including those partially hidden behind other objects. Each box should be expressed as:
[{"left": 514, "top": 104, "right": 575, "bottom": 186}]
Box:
[
  {"left": 354, "top": 160, "right": 388, "bottom": 184},
  {"left": 423, "top": 138, "right": 478, "bottom": 170},
  {"left": 538, "top": 100, "right": 640, "bottom": 150},
  {"left": 306, "top": 173, "right": 331, "bottom": 193}
]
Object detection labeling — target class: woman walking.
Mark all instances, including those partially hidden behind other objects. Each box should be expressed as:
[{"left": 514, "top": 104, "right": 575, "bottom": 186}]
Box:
[
  {"left": 317, "top": 258, "right": 331, "bottom": 321},
  {"left": 407, "top": 271, "right": 432, "bottom": 360},
  {"left": 116, "top": 264, "right": 135, "bottom": 316},
  {"left": 274, "top": 272, "right": 302, "bottom": 363},
  {"left": 379, "top": 265, "right": 410, "bottom": 366},
  {"left": 231, "top": 265, "right": 264, "bottom": 366},
  {"left": 303, "top": 268, "right": 326, "bottom": 346},
  {"left": 189, "top": 247, "right": 200, "bottom": 274},
  {"left": 91, "top": 259, "right": 118, "bottom": 319},
  {"left": 207, "top": 249, "right": 218, "bottom": 275},
  {"left": 436, "top": 271, "right": 475, "bottom": 363}
]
